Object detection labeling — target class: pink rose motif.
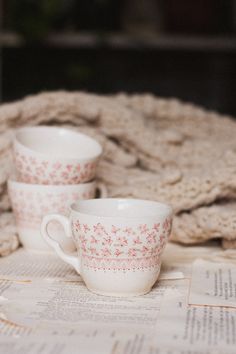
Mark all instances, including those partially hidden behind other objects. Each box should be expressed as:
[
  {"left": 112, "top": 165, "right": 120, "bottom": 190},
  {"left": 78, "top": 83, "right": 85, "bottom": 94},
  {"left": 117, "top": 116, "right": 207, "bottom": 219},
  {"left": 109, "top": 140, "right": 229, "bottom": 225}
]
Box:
[
  {"left": 49, "top": 172, "right": 56, "bottom": 179},
  {"left": 101, "top": 248, "right": 111, "bottom": 257},
  {"left": 150, "top": 246, "right": 158, "bottom": 255},
  {"left": 81, "top": 244, "right": 87, "bottom": 253},
  {"left": 128, "top": 248, "right": 137, "bottom": 257},
  {"left": 66, "top": 164, "right": 73, "bottom": 172},
  {"left": 83, "top": 224, "right": 90, "bottom": 233},
  {"left": 90, "top": 235, "right": 98, "bottom": 244},
  {"left": 93, "top": 223, "right": 107, "bottom": 236},
  {"left": 42, "top": 161, "right": 48, "bottom": 167},
  {"left": 159, "top": 234, "right": 165, "bottom": 243},
  {"left": 117, "top": 237, "right": 128, "bottom": 247},
  {"left": 147, "top": 231, "right": 156, "bottom": 244},
  {"left": 141, "top": 246, "right": 149, "bottom": 256},
  {"left": 80, "top": 172, "right": 86, "bottom": 181},
  {"left": 89, "top": 247, "right": 98, "bottom": 256},
  {"left": 80, "top": 235, "right": 87, "bottom": 245},
  {"left": 71, "top": 176, "right": 79, "bottom": 183},
  {"left": 30, "top": 157, "right": 37, "bottom": 164},
  {"left": 74, "top": 220, "right": 81, "bottom": 231},
  {"left": 111, "top": 225, "right": 120, "bottom": 235},
  {"left": 36, "top": 167, "right": 44, "bottom": 175},
  {"left": 138, "top": 224, "right": 149, "bottom": 235},
  {"left": 102, "top": 236, "right": 112, "bottom": 246},
  {"left": 153, "top": 223, "right": 160, "bottom": 232},
  {"left": 114, "top": 249, "right": 123, "bottom": 257},
  {"left": 153, "top": 245, "right": 161, "bottom": 255},
  {"left": 163, "top": 218, "right": 171, "bottom": 232},
  {"left": 80, "top": 236, "right": 87, "bottom": 253},
  {"left": 123, "top": 227, "right": 134, "bottom": 236},
  {"left": 133, "top": 236, "right": 142, "bottom": 245},
  {"left": 53, "top": 162, "right": 62, "bottom": 170},
  {"left": 61, "top": 172, "right": 69, "bottom": 179}
]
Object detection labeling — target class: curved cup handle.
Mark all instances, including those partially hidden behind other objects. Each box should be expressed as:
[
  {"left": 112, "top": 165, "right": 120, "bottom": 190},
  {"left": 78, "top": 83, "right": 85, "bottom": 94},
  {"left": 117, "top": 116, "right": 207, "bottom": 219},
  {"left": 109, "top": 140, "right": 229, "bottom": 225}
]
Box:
[
  {"left": 41, "top": 214, "right": 81, "bottom": 274},
  {"left": 97, "top": 182, "right": 108, "bottom": 198}
]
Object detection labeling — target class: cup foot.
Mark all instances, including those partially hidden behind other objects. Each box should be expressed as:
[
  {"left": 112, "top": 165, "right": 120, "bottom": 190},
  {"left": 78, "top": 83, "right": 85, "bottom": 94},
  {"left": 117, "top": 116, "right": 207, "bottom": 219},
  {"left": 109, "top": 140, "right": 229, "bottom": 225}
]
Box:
[{"left": 86, "top": 286, "right": 152, "bottom": 297}]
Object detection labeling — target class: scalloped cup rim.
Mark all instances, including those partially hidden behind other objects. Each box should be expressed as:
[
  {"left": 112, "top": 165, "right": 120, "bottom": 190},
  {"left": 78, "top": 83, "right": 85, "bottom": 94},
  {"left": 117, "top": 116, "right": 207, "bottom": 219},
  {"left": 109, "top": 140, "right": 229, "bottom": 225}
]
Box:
[
  {"left": 70, "top": 198, "right": 173, "bottom": 220},
  {"left": 14, "top": 126, "right": 103, "bottom": 161}
]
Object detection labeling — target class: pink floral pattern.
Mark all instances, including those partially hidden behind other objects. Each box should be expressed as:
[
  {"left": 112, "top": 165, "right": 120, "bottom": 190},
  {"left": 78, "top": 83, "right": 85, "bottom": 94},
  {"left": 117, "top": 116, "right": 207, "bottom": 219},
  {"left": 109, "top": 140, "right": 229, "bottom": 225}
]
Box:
[
  {"left": 14, "top": 151, "right": 97, "bottom": 184},
  {"left": 8, "top": 186, "right": 95, "bottom": 229},
  {"left": 72, "top": 218, "right": 172, "bottom": 271}
]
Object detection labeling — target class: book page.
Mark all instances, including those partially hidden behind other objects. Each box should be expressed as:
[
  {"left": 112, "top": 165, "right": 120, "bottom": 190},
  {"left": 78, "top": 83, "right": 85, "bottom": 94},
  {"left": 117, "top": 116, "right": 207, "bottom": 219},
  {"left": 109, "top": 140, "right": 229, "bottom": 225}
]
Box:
[
  {"left": 0, "top": 249, "right": 79, "bottom": 281},
  {"left": 0, "top": 336, "right": 114, "bottom": 354},
  {"left": 0, "top": 278, "right": 187, "bottom": 354},
  {"left": 153, "top": 279, "right": 236, "bottom": 353},
  {"left": 0, "top": 279, "right": 168, "bottom": 328},
  {"left": 189, "top": 258, "right": 236, "bottom": 307}
]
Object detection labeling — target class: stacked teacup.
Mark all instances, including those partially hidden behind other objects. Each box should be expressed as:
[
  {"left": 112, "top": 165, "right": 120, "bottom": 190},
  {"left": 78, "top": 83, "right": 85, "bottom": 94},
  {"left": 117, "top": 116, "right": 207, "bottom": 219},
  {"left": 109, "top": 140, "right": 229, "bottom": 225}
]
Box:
[{"left": 8, "top": 126, "right": 103, "bottom": 253}]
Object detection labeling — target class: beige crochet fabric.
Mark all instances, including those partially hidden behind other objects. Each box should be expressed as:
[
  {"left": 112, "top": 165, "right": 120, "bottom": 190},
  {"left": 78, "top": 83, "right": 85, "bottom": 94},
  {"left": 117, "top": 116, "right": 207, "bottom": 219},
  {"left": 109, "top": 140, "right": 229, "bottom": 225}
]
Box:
[{"left": 0, "top": 91, "right": 236, "bottom": 256}]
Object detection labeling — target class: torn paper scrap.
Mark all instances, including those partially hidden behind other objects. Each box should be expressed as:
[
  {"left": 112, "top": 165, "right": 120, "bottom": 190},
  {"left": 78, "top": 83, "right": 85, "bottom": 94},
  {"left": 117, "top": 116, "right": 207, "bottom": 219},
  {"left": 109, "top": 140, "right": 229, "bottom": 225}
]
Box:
[
  {"left": 189, "top": 258, "right": 236, "bottom": 307},
  {"left": 0, "top": 279, "right": 166, "bottom": 329}
]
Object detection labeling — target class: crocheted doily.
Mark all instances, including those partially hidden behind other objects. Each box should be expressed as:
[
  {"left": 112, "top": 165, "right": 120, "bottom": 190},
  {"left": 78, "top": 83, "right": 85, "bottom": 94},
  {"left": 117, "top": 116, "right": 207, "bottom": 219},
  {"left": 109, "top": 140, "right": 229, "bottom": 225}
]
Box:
[{"left": 0, "top": 91, "right": 236, "bottom": 255}]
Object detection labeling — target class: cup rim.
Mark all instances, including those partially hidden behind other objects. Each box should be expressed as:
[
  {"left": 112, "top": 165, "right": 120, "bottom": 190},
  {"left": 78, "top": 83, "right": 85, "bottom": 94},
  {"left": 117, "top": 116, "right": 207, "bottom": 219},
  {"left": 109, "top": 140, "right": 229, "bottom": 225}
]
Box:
[
  {"left": 14, "top": 126, "right": 103, "bottom": 161},
  {"left": 7, "top": 178, "right": 96, "bottom": 190},
  {"left": 70, "top": 198, "right": 173, "bottom": 220}
]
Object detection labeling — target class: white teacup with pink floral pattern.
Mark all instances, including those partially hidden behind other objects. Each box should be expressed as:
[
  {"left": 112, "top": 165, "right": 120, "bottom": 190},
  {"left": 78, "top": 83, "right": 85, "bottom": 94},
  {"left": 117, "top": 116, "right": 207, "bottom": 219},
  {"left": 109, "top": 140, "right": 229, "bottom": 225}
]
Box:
[
  {"left": 41, "top": 198, "right": 173, "bottom": 296},
  {"left": 13, "top": 126, "right": 102, "bottom": 185},
  {"left": 8, "top": 179, "right": 105, "bottom": 252}
]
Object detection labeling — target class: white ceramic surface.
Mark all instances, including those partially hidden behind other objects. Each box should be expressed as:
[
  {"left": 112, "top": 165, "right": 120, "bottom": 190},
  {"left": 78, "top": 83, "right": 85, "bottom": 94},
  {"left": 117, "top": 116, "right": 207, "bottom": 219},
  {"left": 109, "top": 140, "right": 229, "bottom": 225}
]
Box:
[
  {"left": 13, "top": 126, "right": 102, "bottom": 184},
  {"left": 8, "top": 180, "right": 97, "bottom": 252},
  {"left": 41, "top": 198, "right": 173, "bottom": 296}
]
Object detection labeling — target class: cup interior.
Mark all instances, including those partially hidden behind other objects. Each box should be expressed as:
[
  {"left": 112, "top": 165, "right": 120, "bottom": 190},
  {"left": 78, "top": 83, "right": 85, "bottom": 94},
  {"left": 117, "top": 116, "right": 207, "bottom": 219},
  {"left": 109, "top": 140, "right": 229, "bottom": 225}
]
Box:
[
  {"left": 72, "top": 198, "right": 172, "bottom": 218},
  {"left": 15, "top": 126, "right": 102, "bottom": 159}
]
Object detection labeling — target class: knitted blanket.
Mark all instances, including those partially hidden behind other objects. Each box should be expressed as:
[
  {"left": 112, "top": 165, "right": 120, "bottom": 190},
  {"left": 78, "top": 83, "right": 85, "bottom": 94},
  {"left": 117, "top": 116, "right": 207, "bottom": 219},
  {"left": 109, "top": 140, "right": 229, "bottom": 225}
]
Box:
[{"left": 0, "top": 91, "right": 236, "bottom": 256}]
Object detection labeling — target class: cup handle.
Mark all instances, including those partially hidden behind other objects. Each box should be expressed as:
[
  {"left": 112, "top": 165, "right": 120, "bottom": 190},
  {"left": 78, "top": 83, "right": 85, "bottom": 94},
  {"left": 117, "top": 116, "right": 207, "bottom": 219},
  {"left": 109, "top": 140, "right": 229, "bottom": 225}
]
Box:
[
  {"left": 97, "top": 182, "right": 108, "bottom": 198},
  {"left": 41, "top": 214, "right": 81, "bottom": 274}
]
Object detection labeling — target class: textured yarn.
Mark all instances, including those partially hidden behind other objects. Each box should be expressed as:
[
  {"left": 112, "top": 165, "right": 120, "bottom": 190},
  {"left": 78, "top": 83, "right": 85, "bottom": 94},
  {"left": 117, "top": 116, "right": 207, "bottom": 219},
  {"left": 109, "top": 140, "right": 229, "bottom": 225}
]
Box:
[{"left": 0, "top": 91, "right": 236, "bottom": 255}]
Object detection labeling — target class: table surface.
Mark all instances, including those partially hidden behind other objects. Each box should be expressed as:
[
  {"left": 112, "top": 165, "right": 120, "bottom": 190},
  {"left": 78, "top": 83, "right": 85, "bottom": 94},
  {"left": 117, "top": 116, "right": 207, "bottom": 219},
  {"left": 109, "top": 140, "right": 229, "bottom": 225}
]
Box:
[{"left": 0, "top": 241, "right": 236, "bottom": 354}]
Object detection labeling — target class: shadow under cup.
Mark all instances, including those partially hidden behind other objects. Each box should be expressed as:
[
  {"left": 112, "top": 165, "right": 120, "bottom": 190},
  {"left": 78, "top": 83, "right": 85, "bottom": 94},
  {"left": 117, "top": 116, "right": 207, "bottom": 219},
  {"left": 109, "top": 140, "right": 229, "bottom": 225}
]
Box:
[{"left": 41, "top": 198, "right": 173, "bottom": 296}]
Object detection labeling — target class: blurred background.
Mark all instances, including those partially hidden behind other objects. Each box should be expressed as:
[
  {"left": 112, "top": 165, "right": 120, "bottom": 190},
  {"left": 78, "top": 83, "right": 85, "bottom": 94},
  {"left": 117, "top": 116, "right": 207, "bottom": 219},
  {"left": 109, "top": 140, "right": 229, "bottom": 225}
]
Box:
[{"left": 0, "top": 0, "right": 236, "bottom": 115}]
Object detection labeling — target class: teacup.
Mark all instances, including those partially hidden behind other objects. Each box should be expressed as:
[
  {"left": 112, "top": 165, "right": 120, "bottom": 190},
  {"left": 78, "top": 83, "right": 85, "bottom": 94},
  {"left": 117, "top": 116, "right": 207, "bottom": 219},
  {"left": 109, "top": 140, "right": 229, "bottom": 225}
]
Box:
[
  {"left": 13, "top": 126, "right": 102, "bottom": 185},
  {"left": 41, "top": 198, "right": 173, "bottom": 296},
  {"left": 8, "top": 180, "right": 106, "bottom": 252}
]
